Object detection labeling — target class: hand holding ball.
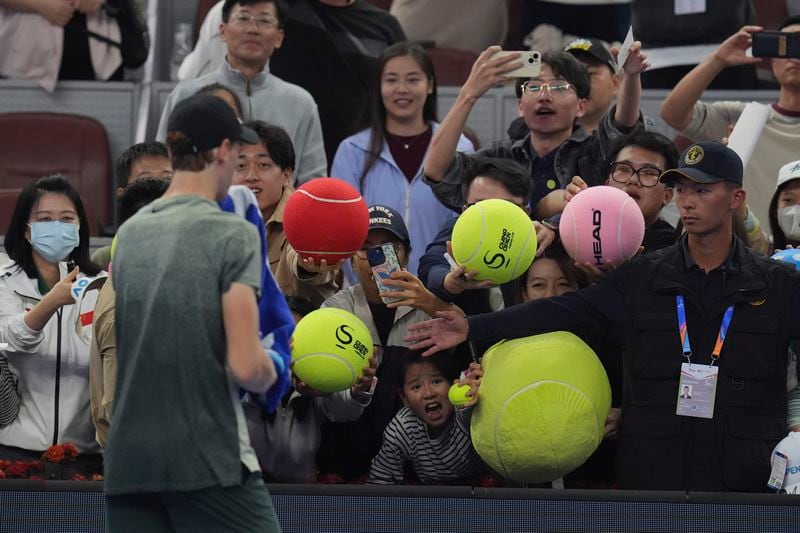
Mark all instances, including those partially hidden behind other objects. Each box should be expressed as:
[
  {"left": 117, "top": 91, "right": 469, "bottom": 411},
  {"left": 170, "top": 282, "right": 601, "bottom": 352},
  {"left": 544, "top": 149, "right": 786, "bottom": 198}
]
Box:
[
  {"left": 450, "top": 199, "right": 537, "bottom": 284},
  {"left": 283, "top": 178, "right": 369, "bottom": 263},
  {"left": 448, "top": 383, "right": 473, "bottom": 407},
  {"left": 291, "top": 308, "right": 373, "bottom": 393},
  {"left": 559, "top": 185, "right": 644, "bottom": 267}
]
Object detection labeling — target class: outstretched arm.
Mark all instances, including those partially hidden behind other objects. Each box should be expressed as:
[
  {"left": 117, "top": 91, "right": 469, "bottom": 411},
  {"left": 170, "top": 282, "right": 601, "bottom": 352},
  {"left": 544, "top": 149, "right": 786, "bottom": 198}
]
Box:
[
  {"left": 613, "top": 41, "right": 649, "bottom": 129},
  {"left": 424, "top": 46, "right": 521, "bottom": 182},
  {"left": 660, "top": 25, "right": 762, "bottom": 131}
]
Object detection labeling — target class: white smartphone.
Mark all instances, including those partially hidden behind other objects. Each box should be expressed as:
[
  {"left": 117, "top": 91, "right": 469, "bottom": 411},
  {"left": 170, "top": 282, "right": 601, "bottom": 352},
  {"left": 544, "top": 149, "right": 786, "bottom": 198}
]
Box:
[
  {"left": 367, "top": 243, "right": 403, "bottom": 304},
  {"left": 492, "top": 50, "right": 542, "bottom": 78}
]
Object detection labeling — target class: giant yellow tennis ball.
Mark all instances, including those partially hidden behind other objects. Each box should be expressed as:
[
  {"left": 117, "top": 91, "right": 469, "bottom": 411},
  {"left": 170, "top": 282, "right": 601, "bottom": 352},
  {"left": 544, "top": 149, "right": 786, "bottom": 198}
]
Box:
[
  {"left": 471, "top": 332, "right": 611, "bottom": 484},
  {"left": 110, "top": 235, "right": 118, "bottom": 262},
  {"left": 451, "top": 199, "right": 537, "bottom": 284},
  {"left": 291, "top": 308, "right": 373, "bottom": 393}
]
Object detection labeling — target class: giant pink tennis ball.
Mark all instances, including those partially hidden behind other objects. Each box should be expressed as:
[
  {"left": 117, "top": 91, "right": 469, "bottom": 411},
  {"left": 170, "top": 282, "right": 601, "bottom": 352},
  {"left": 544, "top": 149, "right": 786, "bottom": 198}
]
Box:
[
  {"left": 559, "top": 185, "right": 645, "bottom": 267},
  {"left": 283, "top": 178, "right": 370, "bottom": 263}
]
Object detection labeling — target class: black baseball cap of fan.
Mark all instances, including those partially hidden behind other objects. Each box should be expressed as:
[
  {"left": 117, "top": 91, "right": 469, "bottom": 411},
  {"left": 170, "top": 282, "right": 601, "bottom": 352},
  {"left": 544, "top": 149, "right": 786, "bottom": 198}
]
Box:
[
  {"left": 564, "top": 37, "right": 617, "bottom": 72},
  {"left": 167, "top": 94, "right": 259, "bottom": 152},
  {"left": 660, "top": 142, "right": 743, "bottom": 186},
  {"left": 368, "top": 205, "right": 410, "bottom": 247}
]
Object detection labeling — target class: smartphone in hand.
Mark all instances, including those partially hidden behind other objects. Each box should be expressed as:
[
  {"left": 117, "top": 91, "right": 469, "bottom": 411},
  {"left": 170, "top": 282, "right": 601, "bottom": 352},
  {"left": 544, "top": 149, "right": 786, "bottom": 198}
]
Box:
[
  {"left": 367, "top": 243, "right": 402, "bottom": 304},
  {"left": 752, "top": 31, "right": 800, "bottom": 58}
]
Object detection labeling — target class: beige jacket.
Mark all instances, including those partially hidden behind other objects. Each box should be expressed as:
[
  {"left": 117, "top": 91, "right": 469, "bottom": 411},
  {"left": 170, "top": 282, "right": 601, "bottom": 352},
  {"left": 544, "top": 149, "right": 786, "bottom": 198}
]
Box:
[
  {"left": 0, "top": 7, "right": 122, "bottom": 92},
  {"left": 89, "top": 278, "right": 115, "bottom": 447}
]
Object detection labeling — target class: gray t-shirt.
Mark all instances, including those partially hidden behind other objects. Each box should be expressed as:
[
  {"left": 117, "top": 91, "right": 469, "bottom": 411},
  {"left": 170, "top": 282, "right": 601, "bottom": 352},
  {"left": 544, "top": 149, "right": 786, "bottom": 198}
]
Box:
[{"left": 105, "top": 195, "right": 262, "bottom": 495}]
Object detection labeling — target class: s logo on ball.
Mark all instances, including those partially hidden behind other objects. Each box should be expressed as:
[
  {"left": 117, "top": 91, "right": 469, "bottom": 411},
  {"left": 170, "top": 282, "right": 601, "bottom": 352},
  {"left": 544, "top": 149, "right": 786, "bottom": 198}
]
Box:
[
  {"left": 335, "top": 324, "right": 353, "bottom": 349},
  {"left": 482, "top": 251, "right": 509, "bottom": 270}
]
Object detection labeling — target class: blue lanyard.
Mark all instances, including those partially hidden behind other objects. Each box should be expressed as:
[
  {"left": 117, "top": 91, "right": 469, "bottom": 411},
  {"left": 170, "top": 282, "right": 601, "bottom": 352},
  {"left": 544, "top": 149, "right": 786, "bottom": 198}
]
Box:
[{"left": 676, "top": 295, "right": 734, "bottom": 365}]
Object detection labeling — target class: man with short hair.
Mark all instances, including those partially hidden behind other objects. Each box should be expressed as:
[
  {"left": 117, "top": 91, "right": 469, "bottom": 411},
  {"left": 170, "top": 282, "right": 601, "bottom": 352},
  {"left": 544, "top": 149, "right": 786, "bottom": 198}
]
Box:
[
  {"left": 408, "top": 142, "right": 800, "bottom": 492},
  {"left": 114, "top": 142, "right": 173, "bottom": 195},
  {"left": 92, "top": 142, "right": 174, "bottom": 269},
  {"left": 157, "top": 0, "right": 326, "bottom": 184},
  {"left": 106, "top": 94, "right": 280, "bottom": 530},
  {"left": 564, "top": 131, "right": 679, "bottom": 253},
  {"left": 509, "top": 37, "right": 622, "bottom": 138},
  {"left": 424, "top": 46, "right": 647, "bottom": 218},
  {"left": 660, "top": 16, "right": 800, "bottom": 227}
]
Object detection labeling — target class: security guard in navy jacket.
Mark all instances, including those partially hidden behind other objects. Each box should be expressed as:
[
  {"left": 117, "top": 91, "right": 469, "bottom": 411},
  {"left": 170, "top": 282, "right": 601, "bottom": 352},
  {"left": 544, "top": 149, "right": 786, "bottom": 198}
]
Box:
[{"left": 406, "top": 142, "right": 800, "bottom": 491}]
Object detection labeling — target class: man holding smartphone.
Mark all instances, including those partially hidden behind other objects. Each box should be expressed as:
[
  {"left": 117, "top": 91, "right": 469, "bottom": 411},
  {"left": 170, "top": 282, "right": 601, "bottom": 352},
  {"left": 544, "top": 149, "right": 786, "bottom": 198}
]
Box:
[{"left": 660, "top": 15, "right": 800, "bottom": 228}]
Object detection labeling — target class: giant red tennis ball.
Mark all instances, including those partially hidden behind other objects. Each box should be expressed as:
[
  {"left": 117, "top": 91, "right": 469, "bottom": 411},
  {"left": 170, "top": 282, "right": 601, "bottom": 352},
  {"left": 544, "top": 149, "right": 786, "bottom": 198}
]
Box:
[
  {"left": 559, "top": 185, "right": 645, "bottom": 267},
  {"left": 283, "top": 178, "right": 369, "bottom": 263}
]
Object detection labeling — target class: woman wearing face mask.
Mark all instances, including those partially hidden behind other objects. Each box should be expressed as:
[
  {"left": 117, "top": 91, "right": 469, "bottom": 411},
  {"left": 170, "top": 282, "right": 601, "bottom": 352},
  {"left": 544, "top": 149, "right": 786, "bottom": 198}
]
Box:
[
  {"left": 769, "top": 160, "right": 800, "bottom": 251},
  {"left": 0, "top": 174, "right": 103, "bottom": 476}
]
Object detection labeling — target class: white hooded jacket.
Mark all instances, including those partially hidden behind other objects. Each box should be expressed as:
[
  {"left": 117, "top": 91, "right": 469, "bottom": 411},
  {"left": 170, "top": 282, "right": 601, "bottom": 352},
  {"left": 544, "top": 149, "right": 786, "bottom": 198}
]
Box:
[{"left": 0, "top": 260, "right": 100, "bottom": 453}]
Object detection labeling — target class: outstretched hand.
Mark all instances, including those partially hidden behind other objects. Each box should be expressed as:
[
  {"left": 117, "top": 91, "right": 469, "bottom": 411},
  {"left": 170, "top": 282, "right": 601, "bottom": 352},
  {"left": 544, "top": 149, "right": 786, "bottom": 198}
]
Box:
[
  {"left": 405, "top": 310, "right": 469, "bottom": 356},
  {"left": 460, "top": 46, "right": 524, "bottom": 101},
  {"left": 712, "top": 25, "right": 763, "bottom": 67},
  {"left": 612, "top": 41, "right": 650, "bottom": 75}
]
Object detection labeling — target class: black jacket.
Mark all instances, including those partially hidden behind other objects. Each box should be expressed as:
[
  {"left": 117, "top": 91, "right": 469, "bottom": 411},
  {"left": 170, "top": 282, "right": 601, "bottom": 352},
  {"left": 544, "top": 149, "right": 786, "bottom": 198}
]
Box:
[{"left": 468, "top": 235, "right": 800, "bottom": 491}]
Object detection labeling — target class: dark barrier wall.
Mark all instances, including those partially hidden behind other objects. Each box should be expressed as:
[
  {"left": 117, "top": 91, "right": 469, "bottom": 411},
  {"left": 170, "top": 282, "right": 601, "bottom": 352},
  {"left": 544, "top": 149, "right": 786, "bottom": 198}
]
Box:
[{"left": 2, "top": 482, "right": 800, "bottom": 533}]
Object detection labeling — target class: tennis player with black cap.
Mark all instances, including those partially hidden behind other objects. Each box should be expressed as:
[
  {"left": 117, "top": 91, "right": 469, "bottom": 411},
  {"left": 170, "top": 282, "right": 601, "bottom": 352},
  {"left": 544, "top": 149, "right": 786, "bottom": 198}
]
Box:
[
  {"left": 406, "top": 141, "right": 800, "bottom": 492},
  {"left": 105, "top": 94, "right": 281, "bottom": 532}
]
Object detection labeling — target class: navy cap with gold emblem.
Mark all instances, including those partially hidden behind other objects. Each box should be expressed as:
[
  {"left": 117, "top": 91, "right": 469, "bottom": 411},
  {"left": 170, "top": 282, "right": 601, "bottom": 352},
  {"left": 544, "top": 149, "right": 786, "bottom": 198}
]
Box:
[{"left": 660, "top": 141, "right": 743, "bottom": 186}]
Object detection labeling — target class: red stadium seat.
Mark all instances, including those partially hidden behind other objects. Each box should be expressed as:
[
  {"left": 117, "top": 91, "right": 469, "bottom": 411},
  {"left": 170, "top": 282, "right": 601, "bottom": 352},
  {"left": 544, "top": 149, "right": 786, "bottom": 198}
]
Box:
[
  {"left": 427, "top": 46, "right": 479, "bottom": 86},
  {"left": 192, "top": 0, "right": 220, "bottom": 44},
  {"left": 0, "top": 113, "right": 112, "bottom": 236}
]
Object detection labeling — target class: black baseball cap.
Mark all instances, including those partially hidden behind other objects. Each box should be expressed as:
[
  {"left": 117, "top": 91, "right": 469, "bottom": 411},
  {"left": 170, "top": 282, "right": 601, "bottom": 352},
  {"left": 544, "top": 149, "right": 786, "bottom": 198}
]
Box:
[
  {"left": 660, "top": 142, "right": 744, "bottom": 186},
  {"left": 167, "top": 94, "right": 259, "bottom": 152},
  {"left": 368, "top": 205, "right": 410, "bottom": 245},
  {"left": 564, "top": 37, "right": 616, "bottom": 72}
]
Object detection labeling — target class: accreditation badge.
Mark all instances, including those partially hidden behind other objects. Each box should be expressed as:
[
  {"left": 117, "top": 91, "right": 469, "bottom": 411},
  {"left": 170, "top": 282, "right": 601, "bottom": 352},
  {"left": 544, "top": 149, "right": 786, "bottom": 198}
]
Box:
[{"left": 676, "top": 362, "right": 718, "bottom": 419}]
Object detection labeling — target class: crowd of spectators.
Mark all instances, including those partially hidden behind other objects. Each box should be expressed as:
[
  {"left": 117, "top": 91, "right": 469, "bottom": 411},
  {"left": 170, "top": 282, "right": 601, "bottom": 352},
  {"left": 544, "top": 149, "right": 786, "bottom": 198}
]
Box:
[{"left": 3, "top": 0, "right": 800, "bottom": 522}]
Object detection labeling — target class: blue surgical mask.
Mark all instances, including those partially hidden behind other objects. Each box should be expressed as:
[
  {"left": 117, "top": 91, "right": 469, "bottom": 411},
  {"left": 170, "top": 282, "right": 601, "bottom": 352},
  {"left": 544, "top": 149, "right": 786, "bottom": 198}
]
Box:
[{"left": 29, "top": 221, "right": 80, "bottom": 264}]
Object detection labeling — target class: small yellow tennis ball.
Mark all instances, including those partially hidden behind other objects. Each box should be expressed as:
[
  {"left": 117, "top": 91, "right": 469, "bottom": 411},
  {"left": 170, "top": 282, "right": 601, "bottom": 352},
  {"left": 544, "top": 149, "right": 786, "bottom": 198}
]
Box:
[
  {"left": 291, "top": 308, "right": 373, "bottom": 393},
  {"left": 448, "top": 383, "right": 472, "bottom": 407},
  {"left": 451, "top": 199, "right": 537, "bottom": 284},
  {"left": 110, "top": 235, "right": 118, "bottom": 262}
]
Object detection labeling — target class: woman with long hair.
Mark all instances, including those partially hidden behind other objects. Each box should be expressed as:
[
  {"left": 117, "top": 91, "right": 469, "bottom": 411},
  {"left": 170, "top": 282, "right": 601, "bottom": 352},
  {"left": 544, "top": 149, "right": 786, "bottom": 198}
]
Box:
[
  {"left": 0, "top": 174, "right": 103, "bottom": 476},
  {"left": 331, "top": 41, "right": 474, "bottom": 275}
]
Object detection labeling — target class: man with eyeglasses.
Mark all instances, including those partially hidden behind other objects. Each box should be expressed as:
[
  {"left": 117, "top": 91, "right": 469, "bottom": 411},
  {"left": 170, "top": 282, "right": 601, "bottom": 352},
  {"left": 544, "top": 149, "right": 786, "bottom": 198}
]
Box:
[
  {"left": 423, "top": 45, "right": 648, "bottom": 220},
  {"left": 565, "top": 131, "right": 679, "bottom": 254},
  {"left": 157, "top": 0, "right": 327, "bottom": 185},
  {"left": 177, "top": 0, "right": 405, "bottom": 164}
]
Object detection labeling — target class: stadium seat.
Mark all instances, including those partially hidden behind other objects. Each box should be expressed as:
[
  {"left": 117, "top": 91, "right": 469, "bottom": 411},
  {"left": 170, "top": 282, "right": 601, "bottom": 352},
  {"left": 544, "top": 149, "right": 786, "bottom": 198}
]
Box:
[
  {"left": 0, "top": 112, "right": 111, "bottom": 236},
  {"left": 427, "top": 46, "right": 479, "bottom": 86}
]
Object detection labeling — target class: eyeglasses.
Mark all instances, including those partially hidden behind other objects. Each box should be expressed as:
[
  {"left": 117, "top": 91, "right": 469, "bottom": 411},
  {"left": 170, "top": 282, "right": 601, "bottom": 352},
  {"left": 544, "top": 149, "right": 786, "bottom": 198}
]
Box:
[
  {"left": 609, "top": 162, "right": 663, "bottom": 188},
  {"left": 230, "top": 12, "right": 278, "bottom": 29},
  {"left": 520, "top": 80, "right": 574, "bottom": 96},
  {"left": 355, "top": 242, "right": 402, "bottom": 259}
]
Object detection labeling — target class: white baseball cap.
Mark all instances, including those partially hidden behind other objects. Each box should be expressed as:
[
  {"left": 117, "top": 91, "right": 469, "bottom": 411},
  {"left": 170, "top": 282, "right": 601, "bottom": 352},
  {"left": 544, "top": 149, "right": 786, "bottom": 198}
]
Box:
[
  {"left": 770, "top": 432, "right": 800, "bottom": 493},
  {"left": 776, "top": 159, "right": 800, "bottom": 189}
]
